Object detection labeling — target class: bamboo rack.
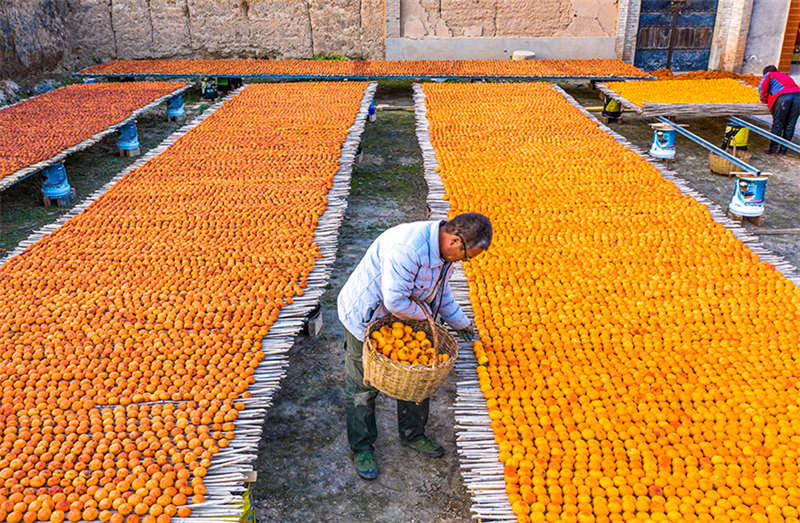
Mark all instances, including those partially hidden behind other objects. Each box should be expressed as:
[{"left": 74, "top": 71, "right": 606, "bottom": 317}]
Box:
[
  {"left": 0, "top": 82, "right": 378, "bottom": 523},
  {"left": 594, "top": 82, "right": 770, "bottom": 118},
  {"left": 554, "top": 83, "right": 800, "bottom": 286},
  {"left": 0, "top": 82, "right": 193, "bottom": 192},
  {"left": 1, "top": 84, "right": 233, "bottom": 267},
  {"left": 171, "top": 81, "right": 377, "bottom": 523},
  {"left": 409, "top": 81, "right": 800, "bottom": 523},
  {"left": 413, "top": 83, "right": 517, "bottom": 522}
]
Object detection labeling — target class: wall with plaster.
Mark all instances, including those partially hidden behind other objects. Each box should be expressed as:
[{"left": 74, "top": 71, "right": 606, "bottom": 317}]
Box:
[
  {"left": 741, "top": 0, "right": 791, "bottom": 74},
  {"left": 398, "top": 0, "right": 619, "bottom": 39}
]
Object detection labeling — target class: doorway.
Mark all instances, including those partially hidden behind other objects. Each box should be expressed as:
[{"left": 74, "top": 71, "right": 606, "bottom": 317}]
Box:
[{"left": 634, "top": 0, "right": 719, "bottom": 71}]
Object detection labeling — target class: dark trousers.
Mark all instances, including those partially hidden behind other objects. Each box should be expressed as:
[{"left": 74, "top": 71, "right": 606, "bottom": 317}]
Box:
[
  {"left": 344, "top": 328, "right": 429, "bottom": 453},
  {"left": 770, "top": 92, "right": 800, "bottom": 153}
]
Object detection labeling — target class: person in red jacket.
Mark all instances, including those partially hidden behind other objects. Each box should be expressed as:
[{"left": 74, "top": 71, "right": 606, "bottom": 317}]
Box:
[{"left": 759, "top": 65, "right": 800, "bottom": 154}]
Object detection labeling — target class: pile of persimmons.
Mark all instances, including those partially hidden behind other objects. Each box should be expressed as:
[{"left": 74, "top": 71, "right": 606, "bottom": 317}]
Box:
[
  {"left": 422, "top": 82, "right": 800, "bottom": 523},
  {"left": 650, "top": 69, "right": 762, "bottom": 87},
  {"left": 604, "top": 78, "right": 762, "bottom": 107},
  {"left": 368, "top": 321, "right": 449, "bottom": 366},
  {"left": 0, "top": 82, "right": 186, "bottom": 180},
  {"left": 81, "top": 59, "right": 649, "bottom": 79},
  {"left": 0, "top": 82, "right": 368, "bottom": 523}
]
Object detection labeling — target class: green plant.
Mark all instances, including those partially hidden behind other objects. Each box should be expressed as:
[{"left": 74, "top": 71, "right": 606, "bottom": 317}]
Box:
[{"left": 311, "top": 54, "right": 348, "bottom": 61}]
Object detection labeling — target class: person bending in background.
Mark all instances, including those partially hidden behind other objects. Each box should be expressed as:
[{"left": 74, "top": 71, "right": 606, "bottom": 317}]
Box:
[
  {"left": 759, "top": 65, "right": 800, "bottom": 154},
  {"left": 337, "top": 213, "right": 492, "bottom": 480}
]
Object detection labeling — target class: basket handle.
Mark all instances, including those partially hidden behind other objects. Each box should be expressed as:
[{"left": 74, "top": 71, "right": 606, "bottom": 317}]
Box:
[{"left": 410, "top": 297, "right": 439, "bottom": 368}]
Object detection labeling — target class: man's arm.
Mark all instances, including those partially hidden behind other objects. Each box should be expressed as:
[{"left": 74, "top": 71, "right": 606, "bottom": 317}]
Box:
[
  {"left": 381, "top": 248, "right": 427, "bottom": 321},
  {"left": 438, "top": 280, "right": 471, "bottom": 331}
]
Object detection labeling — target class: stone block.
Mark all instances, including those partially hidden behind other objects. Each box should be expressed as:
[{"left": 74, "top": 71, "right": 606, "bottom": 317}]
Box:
[
  {"left": 148, "top": 0, "right": 193, "bottom": 57},
  {"left": 309, "top": 0, "right": 362, "bottom": 56},
  {"left": 186, "top": 0, "right": 254, "bottom": 57},
  {"left": 246, "top": 0, "right": 312, "bottom": 58},
  {"left": 494, "top": 0, "right": 572, "bottom": 37},
  {"left": 361, "top": 0, "right": 387, "bottom": 58},
  {"left": 440, "top": 0, "right": 496, "bottom": 37},
  {"left": 112, "top": 0, "right": 153, "bottom": 59},
  {"left": 65, "top": 0, "right": 116, "bottom": 65},
  {"left": 1, "top": 0, "right": 68, "bottom": 78}
]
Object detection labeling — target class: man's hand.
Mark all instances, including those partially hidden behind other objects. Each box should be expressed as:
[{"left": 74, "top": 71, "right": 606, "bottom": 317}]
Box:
[{"left": 457, "top": 324, "right": 476, "bottom": 342}]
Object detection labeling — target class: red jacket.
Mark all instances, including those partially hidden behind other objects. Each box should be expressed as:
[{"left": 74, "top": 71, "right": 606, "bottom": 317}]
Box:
[{"left": 759, "top": 71, "right": 800, "bottom": 110}]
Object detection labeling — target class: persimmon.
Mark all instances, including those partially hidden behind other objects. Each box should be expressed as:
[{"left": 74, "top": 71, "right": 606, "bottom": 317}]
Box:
[
  {"left": 0, "top": 82, "right": 188, "bottom": 181},
  {"left": 421, "top": 82, "right": 800, "bottom": 521},
  {"left": 0, "top": 83, "right": 371, "bottom": 522},
  {"left": 650, "top": 68, "right": 761, "bottom": 87},
  {"left": 80, "top": 58, "right": 649, "bottom": 80},
  {"left": 605, "top": 78, "right": 761, "bottom": 107},
  {"left": 368, "top": 321, "right": 448, "bottom": 366}
]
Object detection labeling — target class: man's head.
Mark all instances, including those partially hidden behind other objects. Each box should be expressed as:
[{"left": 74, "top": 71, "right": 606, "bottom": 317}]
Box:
[
  {"left": 763, "top": 65, "right": 778, "bottom": 75},
  {"left": 439, "top": 213, "right": 493, "bottom": 262}
]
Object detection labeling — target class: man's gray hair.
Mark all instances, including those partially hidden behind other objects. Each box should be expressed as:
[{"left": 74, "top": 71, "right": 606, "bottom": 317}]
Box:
[{"left": 443, "top": 213, "right": 493, "bottom": 251}]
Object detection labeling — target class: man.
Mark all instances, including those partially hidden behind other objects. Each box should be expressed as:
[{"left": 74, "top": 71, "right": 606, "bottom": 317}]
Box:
[
  {"left": 337, "top": 213, "right": 492, "bottom": 479},
  {"left": 759, "top": 65, "right": 800, "bottom": 154}
]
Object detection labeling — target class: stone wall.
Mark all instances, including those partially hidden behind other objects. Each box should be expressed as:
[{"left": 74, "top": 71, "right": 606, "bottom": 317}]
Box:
[
  {"left": 398, "top": 0, "right": 619, "bottom": 39},
  {"left": 2, "top": 0, "right": 387, "bottom": 79},
  {"left": 709, "top": 0, "right": 755, "bottom": 72},
  {"left": 2, "top": 0, "right": 776, "bottom": 79},
  {"left": 1, "top": 0, "right": 69, "bottom": 79}
]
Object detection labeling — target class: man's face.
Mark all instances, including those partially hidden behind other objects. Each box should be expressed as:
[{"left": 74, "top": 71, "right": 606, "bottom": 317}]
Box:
[{"left": 444, "top": 233, "right": 485, "bottom": 263}]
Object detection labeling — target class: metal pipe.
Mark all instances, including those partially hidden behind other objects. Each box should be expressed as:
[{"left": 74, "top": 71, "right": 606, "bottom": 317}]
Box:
[
  {"left": 654, "top": 116, "right": 760, "bottom": 174},
  {"left": 729, "top": 116, "right": 800, "bottom": 154}
]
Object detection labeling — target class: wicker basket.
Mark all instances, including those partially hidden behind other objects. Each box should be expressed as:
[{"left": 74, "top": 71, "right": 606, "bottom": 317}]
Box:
[
  {"left": 709, "top": 144, "right": 752, "bottom": 176},
  {"left": 362, "top": 299, "right": 458, "bottom": 403}
]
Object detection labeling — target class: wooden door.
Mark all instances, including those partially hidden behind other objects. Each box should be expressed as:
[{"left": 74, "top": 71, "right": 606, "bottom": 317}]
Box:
[{"left": 635, "top": 0, "right": 719, "bottom": 71}]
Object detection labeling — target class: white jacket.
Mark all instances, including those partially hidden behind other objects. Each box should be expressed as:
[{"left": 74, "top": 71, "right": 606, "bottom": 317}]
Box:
[{"left": 337, "top": 220, "right": 471, "bottom": 341}]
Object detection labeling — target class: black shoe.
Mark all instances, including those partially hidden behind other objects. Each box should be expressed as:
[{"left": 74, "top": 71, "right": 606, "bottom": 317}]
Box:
[{"left": 401, "top": 435, "right": 444, "bottom": 457}]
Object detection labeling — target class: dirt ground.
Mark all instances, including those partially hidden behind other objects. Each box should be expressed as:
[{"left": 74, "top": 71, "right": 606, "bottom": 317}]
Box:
[{"left": 252, "top": 85, "right": 473, "bottom": 522}]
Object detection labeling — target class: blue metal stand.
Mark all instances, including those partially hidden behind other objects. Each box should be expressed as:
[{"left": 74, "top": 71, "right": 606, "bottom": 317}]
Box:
[
  {"left": 41, "top": 163, "right": 77, "bottom": 207},
  {"left": 649, "top": 125, "right": 677, "bottom": 160},
  {"left": 167, "top": 94, "right": 185, "bottom": 118},
  {"left": 117, "top": 122, "right": 140, "bottom": 155},
  {"left": 41, "top": 163, "right": 72, "bottom": 199},
  {"left": 729, "top": 175, "right": 768, "bottom": 218}
]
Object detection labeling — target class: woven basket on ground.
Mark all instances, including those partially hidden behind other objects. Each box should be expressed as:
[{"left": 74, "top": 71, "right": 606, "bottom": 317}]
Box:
[
  {"left": 709, "top": 143, "right": 752, "bottom": 176},
  {"left": 362, "top": 298, "right": 458, "bottom": 404}
]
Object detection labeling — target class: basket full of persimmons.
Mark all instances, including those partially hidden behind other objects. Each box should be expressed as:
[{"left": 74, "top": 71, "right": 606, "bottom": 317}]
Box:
[{"left": 362, "top": 301, "right": 458, "bottom": 403}]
